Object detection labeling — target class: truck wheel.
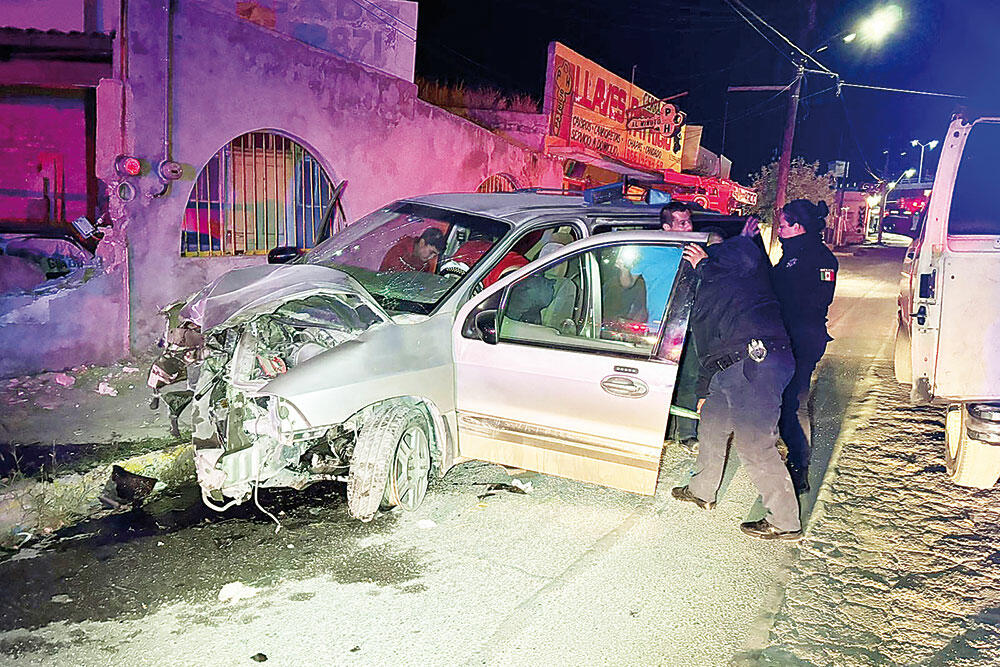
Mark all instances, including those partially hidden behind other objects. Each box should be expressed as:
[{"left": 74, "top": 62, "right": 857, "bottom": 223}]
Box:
[
  {"left": 893, "top": 314, "right": 912, "bottom": 385},
  {"left": 347, "top": 403, "right": 433, "bottom": 521},
  {"left": 945, "top": 404, "right": 1000, "bottom": 488}
]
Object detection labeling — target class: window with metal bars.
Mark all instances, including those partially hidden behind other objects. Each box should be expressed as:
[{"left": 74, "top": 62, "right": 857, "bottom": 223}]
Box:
[
  {"left": 181, "top": 131, "right": 337, "bottom": 256},
  {"left": 477, "top": 173, "right": 519, "bottom": 193}
]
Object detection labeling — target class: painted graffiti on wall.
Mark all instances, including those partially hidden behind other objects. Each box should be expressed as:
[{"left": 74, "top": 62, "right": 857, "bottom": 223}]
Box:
[
  {"left": 543, "top": 41, "right": 685, "bottom": 173},
  {"left": 233, "top": 0, "right": 417, "bottom": 82}
]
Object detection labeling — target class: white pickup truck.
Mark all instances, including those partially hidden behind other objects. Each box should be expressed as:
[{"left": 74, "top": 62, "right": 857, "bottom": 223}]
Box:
[{"left": 895, "top": 114, "right": 1000, "bottom": 487}]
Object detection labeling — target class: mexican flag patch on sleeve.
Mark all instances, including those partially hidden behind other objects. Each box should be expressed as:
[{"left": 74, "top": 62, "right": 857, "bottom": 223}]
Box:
[{"left": 819, "top": 268, "right": 835, "bottom": 282}]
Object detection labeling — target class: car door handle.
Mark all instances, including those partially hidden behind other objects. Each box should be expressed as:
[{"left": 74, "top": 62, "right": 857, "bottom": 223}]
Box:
[
  {"left": 911, "top": 305, "right": 927, "bottom": 326},
  {"left": 600, "top": 375, "right": 649, "bottom": 398}
]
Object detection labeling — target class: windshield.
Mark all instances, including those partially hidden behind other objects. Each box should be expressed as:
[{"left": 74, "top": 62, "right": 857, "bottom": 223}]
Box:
[{"left": 305, "top": 202, "right": 510, "bottom": 314}]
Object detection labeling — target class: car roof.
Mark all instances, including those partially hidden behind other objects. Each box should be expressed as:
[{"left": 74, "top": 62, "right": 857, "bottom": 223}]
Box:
[{"left": 402, "top": 192, "right": 665, "bottom": 227}]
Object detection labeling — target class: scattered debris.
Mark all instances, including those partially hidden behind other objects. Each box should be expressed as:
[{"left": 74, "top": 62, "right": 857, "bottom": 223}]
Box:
[
  {"left": 350, "top": 646, "right": 361, "bottom": 653},
  {"left": 510, "top": 478, "right": 533, "bottom": 494},
  {"left": 50, "top": 594, "right": 72, "bottom": 604},
  {"left": 157, "top": 541, "right": 165, "bottom": 546},
  {"left": 96, "top": 381, "right": 118, "bottom": 396},
  {"left": 416, "top": 519, "right": 437, "bottom": 530},
  {"left": 476, "top": 482, "right": 530, "bottom": 500},
  {"left": 98, "top": 465, "right": 158, "bottom": 509},
  {"left": 53, "top": 373, "right": 75, "bottom": 387},
  {"left": 218, "top": 581, "right": 259, "bottom": 603},
  {"left": 122, "top": 366, "right": 140, "bottom": 374},
  {"left": 251, "top": 653, "right": 268, "bottom": 662},
  {"left": 286, "top": 544, "right": 295, "bottom": 549}
]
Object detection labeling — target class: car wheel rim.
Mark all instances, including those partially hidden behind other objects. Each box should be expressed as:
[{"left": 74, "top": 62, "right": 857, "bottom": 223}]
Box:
[{"left": 389, "top": 423, "right": 430, "bottom": 510}]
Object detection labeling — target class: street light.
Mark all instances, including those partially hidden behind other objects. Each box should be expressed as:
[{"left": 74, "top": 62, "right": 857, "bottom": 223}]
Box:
[
  {"left": 877, "top": 167, "right": 917, "bottom": 244},
  {"left": 768, "top": 3, "right": 902, "bottom": 249},
  {"left": 858, "top": 5, "right": 902, "bottom": 43},
  {"left": 910, "top": 139, "right": 940, "bottom": 182}
]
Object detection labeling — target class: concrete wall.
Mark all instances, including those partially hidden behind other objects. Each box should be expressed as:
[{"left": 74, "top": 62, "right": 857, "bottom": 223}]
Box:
[{"left": 120, "top": 0, "right": 562, "bottom": 348}]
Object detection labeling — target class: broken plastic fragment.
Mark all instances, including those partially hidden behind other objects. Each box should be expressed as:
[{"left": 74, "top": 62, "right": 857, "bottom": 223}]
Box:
[
  {"left": 510, "top": 478, "right": 533, "bottom": 494},
  {"left": 256, "top": 354, "right": 287, "bottom": 378},
  {"left": 99, "top": 465, "right": 158, "bottom": 508},
  {"left": 53, "top": 373, "right": 75, "bottom": 387},
  {"left": 96, "top": 381, "right": 118, "bottom": 396},
  {"left": 50, "top": 594, "right": 72, "bottom": 604}
]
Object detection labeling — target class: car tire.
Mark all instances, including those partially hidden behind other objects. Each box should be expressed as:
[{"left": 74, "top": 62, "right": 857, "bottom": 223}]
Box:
[
  {"left": 944, "top": 404, "right": 1000, "bottom": 489},
  {"left": 347, "top": 402, "right": 433, "bottom": 521},
  {"left": 893, "top": 313, "right": 912, "bottom": 385}
]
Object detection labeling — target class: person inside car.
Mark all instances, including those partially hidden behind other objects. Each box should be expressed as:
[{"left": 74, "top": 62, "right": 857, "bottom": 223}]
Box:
[{"left": 379, "top": 227, "right": 446, "bottom": 273}]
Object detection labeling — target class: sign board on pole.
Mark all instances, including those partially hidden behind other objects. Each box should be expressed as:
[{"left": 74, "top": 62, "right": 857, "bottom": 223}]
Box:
[{"left": 543, "top": 42, "right": 685, "bottom": 173}]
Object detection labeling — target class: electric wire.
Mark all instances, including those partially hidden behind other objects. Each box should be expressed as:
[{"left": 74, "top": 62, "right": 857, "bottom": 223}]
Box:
[
  {"left": 837, "top": 91, "right": 882, "bottom": 181},
  {"left": 346, "top": 0, "right": 415, "bottom": 41},
  {"left": 721, "top": 0, "right": 801, "bottom": 69},
  {"left": 723, "top": 0, "right": 835, "bottom": 75},
  {"left": 841, "top": 82, "right": 966, "bottom": 99}
]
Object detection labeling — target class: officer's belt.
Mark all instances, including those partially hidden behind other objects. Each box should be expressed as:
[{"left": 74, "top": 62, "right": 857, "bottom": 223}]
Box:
[{"left": 712, "top": 338, "right": 790, "bottom": 372}]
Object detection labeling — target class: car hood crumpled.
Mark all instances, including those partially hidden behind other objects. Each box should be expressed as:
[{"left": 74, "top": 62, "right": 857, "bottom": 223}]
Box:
[{"left": 179, "top": 263, "right": 387, "bottom": 331}]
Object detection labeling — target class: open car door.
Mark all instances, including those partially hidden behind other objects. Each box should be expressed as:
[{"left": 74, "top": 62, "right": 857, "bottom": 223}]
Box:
[
  {"left": 910, "top": 117, "right": 1000, "bottom": 402},
  {"left": 452, "top": 231, "right": 698, "bottom": 495}
]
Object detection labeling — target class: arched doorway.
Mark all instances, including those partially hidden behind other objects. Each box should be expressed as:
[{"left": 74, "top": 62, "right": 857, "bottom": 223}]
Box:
[{"left": 181, "top": 131, "right": 340, "bottom": 256}]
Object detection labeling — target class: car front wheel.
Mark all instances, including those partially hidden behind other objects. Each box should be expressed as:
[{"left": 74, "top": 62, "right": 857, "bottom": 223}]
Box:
[{"left": 347, "top": 402, "right": 434, "bottom": 521}]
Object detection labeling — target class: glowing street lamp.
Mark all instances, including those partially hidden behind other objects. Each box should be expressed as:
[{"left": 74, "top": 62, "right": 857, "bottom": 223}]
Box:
[
  {"left": 858, "top": 4, "right": 903, "bottom": 43},
  {"left": 910, "top": 139, "right": 940, "bottom": 181}
]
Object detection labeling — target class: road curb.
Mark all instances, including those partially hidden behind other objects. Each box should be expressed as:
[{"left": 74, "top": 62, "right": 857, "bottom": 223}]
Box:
[{"left": 0, "top": 443, "right": 195, "bottom": 550}]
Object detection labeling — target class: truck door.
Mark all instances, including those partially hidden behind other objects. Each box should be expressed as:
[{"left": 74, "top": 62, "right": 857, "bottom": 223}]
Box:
[
  {"left": 452, "top": 234, "right": 695, "bottom": 495},
  {"left": 911, "top": 117, "right": 1000, "bottom": 402}
]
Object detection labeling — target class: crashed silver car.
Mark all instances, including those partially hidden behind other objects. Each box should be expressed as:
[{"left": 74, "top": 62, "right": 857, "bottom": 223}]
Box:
[{"left": 149, "top": 192, "right": 706, "bottom": 520}]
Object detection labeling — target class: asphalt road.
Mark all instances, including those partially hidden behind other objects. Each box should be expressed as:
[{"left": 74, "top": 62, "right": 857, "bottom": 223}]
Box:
[{"left": 0, "top": 245, "right": 907, "bottom": 666}]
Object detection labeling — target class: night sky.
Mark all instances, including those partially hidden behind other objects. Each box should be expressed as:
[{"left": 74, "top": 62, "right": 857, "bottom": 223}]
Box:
[{"left": 414, "top": 0, "right": 1000, "bottom": 183}]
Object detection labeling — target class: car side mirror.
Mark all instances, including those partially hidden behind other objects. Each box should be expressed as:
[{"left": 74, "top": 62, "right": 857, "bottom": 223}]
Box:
[
  {"left": 267, "top": 246, "right": 301, "bottom": 264},
  {"left": 474, "top": 310, "right": 498, "bottom": 345}
]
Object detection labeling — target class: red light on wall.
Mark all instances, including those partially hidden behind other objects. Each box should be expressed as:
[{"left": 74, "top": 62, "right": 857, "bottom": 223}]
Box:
[{"left": 115, "top": 155, "right": 142, "bottom": 177}]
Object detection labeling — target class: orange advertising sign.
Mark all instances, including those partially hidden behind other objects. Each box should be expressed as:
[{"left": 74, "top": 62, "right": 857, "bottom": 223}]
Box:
[{"left": 544, "top": 42, "right": 686, "bottom": 173}]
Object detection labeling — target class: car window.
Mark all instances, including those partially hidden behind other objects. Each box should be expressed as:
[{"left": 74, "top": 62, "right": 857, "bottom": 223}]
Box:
[
  {"left": 497, "top": 243, "right": 684, "bottom": 359},
  {"left": 305, "top": 202, "right": 509, "bottom": 315},
  {"left": 476, "top": 223, "right": 582, "bottom": 291},
  {"left": 949, "top": 122, "right": 1000, "bottom": 235}
]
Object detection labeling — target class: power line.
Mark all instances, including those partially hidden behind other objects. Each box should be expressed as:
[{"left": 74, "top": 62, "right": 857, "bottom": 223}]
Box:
[
  {"left": 723, "top": 0, "right": 834, "bottom": 75},
  {"left": 841, "top": 82, "right": 966, "bottom": 99},
  {"left": 347, "top": 0, "right": 416, "bottom": 41},
  {"left": 352, "top": 0, "right": 417, "bottom": 37},
  {"left": 837, "top": 91, "right": 881, "bottom": 181},
  {"left": 721, "top": 0, "right": 800, "bottom": 69}
]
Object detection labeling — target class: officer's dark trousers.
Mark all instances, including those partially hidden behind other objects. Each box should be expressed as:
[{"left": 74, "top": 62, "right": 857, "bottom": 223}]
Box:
[
  {"left": 668, "top": 337, "right": 700, "bottom": 442},
  {"left": 689, "top": 350, "right": 800, "bottom": 532},
  {"left": 779, "top": 341, "right": 827, "bottom": 473}
]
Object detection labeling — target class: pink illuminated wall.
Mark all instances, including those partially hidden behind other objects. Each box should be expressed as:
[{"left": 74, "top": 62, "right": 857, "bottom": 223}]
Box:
[{"left": 0, "top": 92, "right": 89, "bottom": 224}]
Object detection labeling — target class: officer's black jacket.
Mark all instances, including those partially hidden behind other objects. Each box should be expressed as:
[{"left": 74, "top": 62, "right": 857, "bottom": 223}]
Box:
[
  {"left": 764, "top": 233, "right": 838, "bottom": 352},
  {"left": 690, "top": 236, "right": 790, "bottom": 397}
]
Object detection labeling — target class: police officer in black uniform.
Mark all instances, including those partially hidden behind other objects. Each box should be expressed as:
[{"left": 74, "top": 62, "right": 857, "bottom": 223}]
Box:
[
  {"left": 671, "top": 236, "right": 801, "bottom": 540},
  {"left": 744, "top": 199, "right": 838, "bottom": 494}
]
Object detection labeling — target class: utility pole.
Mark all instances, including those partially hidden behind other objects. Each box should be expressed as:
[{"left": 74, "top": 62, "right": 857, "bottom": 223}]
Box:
[
  {"left": 770, "top": 0, "right": 816, "bottom": 254},
  {"left": 771, "top": 63, "right": 804, "bottom": 253}
]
